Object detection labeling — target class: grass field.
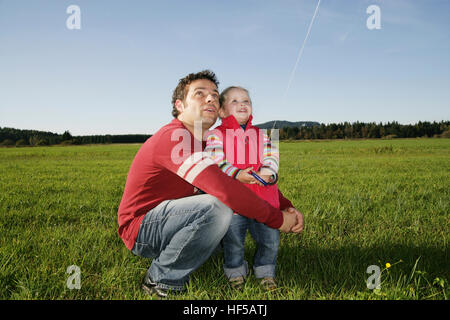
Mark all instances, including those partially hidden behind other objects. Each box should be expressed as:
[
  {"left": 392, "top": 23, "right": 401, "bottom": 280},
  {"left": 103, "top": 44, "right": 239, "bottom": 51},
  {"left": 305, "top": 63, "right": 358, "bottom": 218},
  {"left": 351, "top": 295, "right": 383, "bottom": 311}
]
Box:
[{"left": 0, "top": 138, "right": 448, "bottom": 300}]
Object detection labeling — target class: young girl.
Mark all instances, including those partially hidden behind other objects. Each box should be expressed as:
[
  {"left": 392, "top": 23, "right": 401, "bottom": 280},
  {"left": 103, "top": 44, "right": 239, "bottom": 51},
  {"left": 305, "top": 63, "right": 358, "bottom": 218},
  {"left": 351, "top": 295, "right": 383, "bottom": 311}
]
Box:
[{"left": 205, "top": 86, "right": 281, "bottom": 291}]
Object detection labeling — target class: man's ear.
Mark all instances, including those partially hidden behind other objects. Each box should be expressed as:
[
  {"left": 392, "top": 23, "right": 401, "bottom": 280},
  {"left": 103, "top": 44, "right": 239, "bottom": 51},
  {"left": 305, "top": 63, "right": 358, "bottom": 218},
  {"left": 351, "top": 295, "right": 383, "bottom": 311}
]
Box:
[{"left": 175, "top": 99, "right": 185, "bottom": 114}]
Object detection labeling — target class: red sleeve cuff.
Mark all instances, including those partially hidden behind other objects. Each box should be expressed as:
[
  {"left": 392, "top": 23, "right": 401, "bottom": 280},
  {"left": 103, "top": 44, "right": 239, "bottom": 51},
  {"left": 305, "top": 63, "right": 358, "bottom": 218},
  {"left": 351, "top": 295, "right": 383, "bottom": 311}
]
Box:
[
  {"left": 264, "top": 207, "right": 283, "bottom": 229},
  {"left": 278, "top": 189, "right": 294, "bottom": 210}
]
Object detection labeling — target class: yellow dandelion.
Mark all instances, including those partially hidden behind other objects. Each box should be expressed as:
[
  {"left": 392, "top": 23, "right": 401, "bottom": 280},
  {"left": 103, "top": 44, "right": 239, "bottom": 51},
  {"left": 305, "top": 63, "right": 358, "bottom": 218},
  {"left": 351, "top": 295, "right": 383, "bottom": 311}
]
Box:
[{"left": 386, "top": 263, "right": 391, "bottom": 269}]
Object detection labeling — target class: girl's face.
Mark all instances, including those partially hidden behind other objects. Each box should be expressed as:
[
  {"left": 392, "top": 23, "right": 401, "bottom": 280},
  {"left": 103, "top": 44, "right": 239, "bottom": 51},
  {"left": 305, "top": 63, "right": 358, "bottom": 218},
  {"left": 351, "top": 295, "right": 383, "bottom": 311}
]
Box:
[{"left": 219, "top": 88, "right": 253, "bottom": 125}]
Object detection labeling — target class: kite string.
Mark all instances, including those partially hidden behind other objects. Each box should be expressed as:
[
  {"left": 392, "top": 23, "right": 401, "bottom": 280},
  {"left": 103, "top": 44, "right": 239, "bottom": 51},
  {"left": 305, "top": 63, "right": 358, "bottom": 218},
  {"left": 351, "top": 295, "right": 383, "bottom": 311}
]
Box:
[{"left": 273, "top": 0, "right": 321, "bottom": 131}]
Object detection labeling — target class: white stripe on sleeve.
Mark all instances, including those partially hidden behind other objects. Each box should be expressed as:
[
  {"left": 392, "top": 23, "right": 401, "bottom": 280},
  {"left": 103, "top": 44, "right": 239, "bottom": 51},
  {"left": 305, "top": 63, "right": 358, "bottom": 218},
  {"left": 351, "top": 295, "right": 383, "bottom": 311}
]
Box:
[
  {"left": 184, "top": 157, "right": 216, "bottom": 184},
  {"left": 176, "top": 152, "right": 213, "bottom": 180}
]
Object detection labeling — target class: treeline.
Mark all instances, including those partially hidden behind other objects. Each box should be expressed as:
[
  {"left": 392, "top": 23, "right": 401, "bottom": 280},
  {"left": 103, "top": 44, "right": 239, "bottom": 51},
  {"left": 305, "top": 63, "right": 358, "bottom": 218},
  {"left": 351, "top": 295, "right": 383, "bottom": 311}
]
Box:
[
  {"left": 71, "top": 134, "right": 151, "bottom": 145},
  {"left": 1, "top": 121, "right": 449, "bottom": 147},
  {"left": 0, "top": 127, "right": 62, "bottom": 146},
  {"left": 278, "top": 121, "right": 450, "bottom": 140},
  {"left": 0, "top": 127, "right": 151, "bottom": 147}
]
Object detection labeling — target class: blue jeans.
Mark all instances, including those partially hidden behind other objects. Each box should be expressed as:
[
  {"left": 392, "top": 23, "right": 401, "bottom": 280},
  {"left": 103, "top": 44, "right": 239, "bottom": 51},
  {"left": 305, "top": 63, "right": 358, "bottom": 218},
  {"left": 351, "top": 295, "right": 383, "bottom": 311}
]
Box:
[
  {"left": 222, "top": 213, "right": 280, "bottom": 279},
  {"left": 131, "top": 194, "right": 233, "bottom": 291}
]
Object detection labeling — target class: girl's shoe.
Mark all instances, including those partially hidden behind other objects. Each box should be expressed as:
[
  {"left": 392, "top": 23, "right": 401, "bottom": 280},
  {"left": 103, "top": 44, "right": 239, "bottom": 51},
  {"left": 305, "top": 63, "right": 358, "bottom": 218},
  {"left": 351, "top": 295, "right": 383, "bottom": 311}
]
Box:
[
  {"left": 260, "top": 277, "right": 277, "bottom": 291},
  {"left": 229, "top": 276, "right": 245, "bottom": 290}
]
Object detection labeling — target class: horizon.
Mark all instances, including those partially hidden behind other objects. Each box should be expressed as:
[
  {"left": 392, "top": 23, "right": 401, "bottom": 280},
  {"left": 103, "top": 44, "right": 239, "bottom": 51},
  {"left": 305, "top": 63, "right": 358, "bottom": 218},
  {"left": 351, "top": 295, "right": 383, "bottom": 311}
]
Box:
[
  {"left": 1, "top": 0, "right": 449, "bottom": 135},
  {"left": 2, "top": 119, "right": 449, "bottom": 137}
]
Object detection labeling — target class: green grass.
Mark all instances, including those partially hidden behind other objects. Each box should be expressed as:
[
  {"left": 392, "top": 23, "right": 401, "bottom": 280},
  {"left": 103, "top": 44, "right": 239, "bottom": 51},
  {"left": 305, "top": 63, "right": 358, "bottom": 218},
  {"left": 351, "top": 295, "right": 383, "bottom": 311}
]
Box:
[{"left": 0, "top": 139, "right": 449, "bottom": 300}]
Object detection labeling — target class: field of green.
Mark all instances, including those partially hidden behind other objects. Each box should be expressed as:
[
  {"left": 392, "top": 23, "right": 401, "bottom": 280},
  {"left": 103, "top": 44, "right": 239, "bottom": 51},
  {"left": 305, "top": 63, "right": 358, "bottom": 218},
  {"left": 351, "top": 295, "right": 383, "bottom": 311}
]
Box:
[{"left": 0, "top": 138, "right": 448, "bottom": 300}]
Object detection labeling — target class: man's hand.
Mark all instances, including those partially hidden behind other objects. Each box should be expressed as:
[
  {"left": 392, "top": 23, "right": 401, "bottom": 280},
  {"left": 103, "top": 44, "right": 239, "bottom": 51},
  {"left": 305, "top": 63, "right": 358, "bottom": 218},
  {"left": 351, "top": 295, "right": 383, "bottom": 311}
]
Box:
[
  {"left": 278, "top": 209, "right": 298, "bottom": 233},
  {"left": 236, "top": 167, "right": 257, "bottom": 184},
  {"left": 286, "top": 207, "right": 304, "bottom": 233}
]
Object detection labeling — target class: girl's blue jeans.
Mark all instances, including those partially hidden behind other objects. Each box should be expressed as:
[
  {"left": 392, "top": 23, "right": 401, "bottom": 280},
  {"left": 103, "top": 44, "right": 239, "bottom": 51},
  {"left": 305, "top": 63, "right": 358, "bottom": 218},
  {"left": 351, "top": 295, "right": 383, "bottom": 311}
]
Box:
[{"left": 222, "top": 213, "right": 280, "bottom": 280}]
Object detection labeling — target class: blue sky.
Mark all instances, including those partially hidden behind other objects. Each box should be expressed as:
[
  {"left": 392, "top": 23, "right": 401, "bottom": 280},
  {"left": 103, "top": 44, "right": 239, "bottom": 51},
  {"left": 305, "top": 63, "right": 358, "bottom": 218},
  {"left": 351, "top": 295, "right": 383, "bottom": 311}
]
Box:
[{"left": 1, "top": 0, "right": 449, "bottom": 135}]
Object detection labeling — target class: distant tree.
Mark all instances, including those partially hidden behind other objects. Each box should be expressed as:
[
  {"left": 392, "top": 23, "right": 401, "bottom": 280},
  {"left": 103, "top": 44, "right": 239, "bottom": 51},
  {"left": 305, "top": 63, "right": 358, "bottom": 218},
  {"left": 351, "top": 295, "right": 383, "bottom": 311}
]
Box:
[
  {"left": 1, "top": 139, "right": 15, "bottom": 146},
  {"left": 37, "top": 139, "right": 48, "bottom": 146},
  {"left": 344, "top": 123, "right": 353, "bottom": 138},
  {"left": 334, "top": 128, "right": 344, "bottom": 139},
  {"left": 361, "top": 126, "right": 368, "bottom": 138},
  {"left": 16, "top": 139, "right": 28, "bottom": 147},
  {"left": 440, "top": 130, "right": 450, "bottom": 138},
  {"left": 368, "top": 124, "right": 380, "bottom": 138},
  {"left": 280, "top": 128, "right": 288, "bottom": 140},
  {"left": 60, "top": 140, "right": 73, "bottom": 145},
  {"left": 62, "top": 130, "right": 73, "bottom": 141},
  {"left": 29, "top": 136, "right": 39, "bottom": 146},
  {"left": 379, "top": 126, "right": 386, "bottom": 137},
  {"left": 303, "top": 130, "right": 312, "bottom": 140}
]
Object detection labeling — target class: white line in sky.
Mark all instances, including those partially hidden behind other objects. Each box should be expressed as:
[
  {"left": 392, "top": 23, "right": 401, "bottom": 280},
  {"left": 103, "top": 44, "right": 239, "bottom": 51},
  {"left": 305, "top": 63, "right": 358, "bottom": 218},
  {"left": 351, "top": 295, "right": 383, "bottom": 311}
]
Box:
[
  {"left": 284, "top": 0, "right": 321, "bottom": 99},
  {"left": 273, "top": 0, "right": 321, "bottom": 131}
]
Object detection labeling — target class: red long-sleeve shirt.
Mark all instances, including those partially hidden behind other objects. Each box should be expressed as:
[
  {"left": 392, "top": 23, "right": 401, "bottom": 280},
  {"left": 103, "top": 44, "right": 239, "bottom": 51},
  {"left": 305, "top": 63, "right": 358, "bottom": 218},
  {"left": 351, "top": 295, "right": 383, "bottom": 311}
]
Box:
[{"left": 117, "top": 119, "right": 293, "bottom": 250}]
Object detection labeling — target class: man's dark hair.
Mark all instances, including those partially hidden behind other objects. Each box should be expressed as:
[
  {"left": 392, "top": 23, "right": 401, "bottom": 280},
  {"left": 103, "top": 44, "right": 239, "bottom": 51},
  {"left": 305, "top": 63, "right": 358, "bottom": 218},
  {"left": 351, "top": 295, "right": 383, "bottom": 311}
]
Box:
[{"left": 171, "top": 70, "right": 219, "bottom": 118}]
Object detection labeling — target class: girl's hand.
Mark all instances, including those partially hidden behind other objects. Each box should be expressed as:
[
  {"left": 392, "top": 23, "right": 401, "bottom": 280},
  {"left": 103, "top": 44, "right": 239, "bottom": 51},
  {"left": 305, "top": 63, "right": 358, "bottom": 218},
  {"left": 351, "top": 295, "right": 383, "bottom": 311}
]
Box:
[
  {"left": 236, "top": 167, "right": 257, "bottom": 184},
  {"left": 255, "top": 170, "right": 274, "bottom": 184}
]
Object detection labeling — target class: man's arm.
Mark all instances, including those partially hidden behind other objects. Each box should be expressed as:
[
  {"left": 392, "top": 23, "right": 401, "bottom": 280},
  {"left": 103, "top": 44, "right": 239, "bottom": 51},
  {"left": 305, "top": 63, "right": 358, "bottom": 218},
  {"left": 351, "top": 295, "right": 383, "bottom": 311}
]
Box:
[{"left": 278, "top": 189, "right": 294, "bottom": 210}]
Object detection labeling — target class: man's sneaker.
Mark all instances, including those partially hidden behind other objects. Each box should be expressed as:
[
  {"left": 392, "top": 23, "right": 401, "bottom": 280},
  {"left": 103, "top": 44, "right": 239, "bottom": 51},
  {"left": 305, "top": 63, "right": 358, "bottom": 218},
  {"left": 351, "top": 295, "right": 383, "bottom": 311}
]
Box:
[
  {"left": 260, "top": 277, "right": 277, "bottom": 291},
  {"left": 228, "top": 276, "right": 245, "bottom": 290},
  {"left": 141, "top": 276, "right": 184, "bottom": 299}
]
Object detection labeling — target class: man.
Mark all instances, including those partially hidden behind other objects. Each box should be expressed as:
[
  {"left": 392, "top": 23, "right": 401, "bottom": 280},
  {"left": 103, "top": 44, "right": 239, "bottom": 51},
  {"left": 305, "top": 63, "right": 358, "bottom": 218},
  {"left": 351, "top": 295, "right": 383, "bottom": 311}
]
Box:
[{"left": 117, "top": 70, "right": 304, "bottom": 298}]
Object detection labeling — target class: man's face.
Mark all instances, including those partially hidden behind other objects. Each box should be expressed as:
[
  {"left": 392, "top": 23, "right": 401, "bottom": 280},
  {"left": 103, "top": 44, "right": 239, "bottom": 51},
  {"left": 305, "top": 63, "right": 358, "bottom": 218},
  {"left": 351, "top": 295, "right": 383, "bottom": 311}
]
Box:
[{"left": 176, "top": 79, "right": 219, "bottom": 130}]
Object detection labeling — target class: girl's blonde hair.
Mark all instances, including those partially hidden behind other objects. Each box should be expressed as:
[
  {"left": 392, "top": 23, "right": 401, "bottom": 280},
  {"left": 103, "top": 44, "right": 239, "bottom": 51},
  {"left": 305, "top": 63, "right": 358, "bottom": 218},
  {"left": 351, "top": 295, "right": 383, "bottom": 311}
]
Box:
[{"left": 219, "top": 86, "right": 251, "bottom": 108}]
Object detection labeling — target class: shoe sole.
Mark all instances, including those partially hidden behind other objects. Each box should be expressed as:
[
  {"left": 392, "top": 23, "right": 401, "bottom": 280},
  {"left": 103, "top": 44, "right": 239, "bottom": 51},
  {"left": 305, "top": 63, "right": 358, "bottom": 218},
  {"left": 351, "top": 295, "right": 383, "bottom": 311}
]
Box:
[{"left": 141, "top": 283, "right": 168, "bottom": 299}]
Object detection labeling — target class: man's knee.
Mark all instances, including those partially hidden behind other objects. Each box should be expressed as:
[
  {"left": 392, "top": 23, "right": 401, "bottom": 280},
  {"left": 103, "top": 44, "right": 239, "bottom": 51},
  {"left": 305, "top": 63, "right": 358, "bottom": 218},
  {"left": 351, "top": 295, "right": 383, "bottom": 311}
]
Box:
[{"left": 199, "top": 194, "right": 233, "bottom": 233}]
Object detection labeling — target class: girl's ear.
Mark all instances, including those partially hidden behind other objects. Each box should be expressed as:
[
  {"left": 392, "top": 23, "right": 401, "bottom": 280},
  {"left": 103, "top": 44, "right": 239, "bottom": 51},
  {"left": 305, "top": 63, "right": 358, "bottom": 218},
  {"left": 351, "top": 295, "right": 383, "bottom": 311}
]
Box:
[{"left": 218, "top": 108, "right": 226, "bottom": 119}]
